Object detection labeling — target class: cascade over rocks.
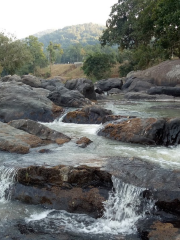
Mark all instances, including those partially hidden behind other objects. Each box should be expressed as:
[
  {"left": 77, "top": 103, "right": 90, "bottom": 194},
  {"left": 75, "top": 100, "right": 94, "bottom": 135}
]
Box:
[
  {"left": 98, "top": 117, "right": 180, "bottom": 146},
  {"left": 105, "top": 157, "right": 180, "bottom": 216},
  {"left": 62, "top": 105, "right": 112, "bottom": 124},
  {"left": 47, "top": 86, "right": 92, "bottom": 108},
  {"left": 65, "top": 78, "right": 96, "bottom": 100},
  {"left": 12, "top": 165, "right": 113, "bottom": 218},
  {"left": 8, "top": 119, "right": 71, "bottom": 144},
  {"left": 0, "top": 81, "right": 63, "bottom": 123},
  {"left": 95, "top": 78, "right": 123, "bottom": 92}
]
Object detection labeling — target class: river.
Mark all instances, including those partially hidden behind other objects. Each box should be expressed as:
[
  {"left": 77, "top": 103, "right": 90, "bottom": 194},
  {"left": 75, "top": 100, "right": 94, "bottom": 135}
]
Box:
[{"left": 0, "top": 97, "right": 180, "bottom": 239}]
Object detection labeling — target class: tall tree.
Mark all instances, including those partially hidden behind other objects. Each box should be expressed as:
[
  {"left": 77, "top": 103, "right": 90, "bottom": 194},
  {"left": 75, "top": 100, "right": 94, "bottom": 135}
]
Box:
[
  {"left": 47, "top": 41, "right": 63, "bottom": 74},
  {"left": 0, "top": 32, "right": 32, "bottom": 75},
  {"left": 24, "top": 35, "right": 48, "bottom": 74}
]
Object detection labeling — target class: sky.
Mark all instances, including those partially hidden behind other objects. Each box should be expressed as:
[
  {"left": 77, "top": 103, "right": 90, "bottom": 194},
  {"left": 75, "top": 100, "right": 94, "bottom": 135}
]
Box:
[{"left": 0, "top": 0, "right": 117, "bottom": 39}]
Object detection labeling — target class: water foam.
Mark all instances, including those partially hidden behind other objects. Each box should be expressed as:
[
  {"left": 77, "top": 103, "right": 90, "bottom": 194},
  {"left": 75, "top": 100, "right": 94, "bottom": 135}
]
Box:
[
  {"left": 0, "top": 166, "right": 17, "bottom": 202},
  {"left": 25, "top": 177, "right": 154, "bottom": 235}
]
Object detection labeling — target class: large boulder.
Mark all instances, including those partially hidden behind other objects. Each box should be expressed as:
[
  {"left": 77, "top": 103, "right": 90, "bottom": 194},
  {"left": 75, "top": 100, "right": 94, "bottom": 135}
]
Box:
[
  {"left": 98, "top": 117, "right": 180, "bottom": 146},
  {"left": 11, "top": 165, "right": 113, "bottom": 218},
  {"left": 122, "top": 76, "right": 155, "bottom": 92},
  {"left": 106, "top": 157, "right": 180, "bottom": 220},
  {"left": 65, "top": 78, "right": 96, "bottom": 100},
  {"left": 0, "top": 122, "right": 42, "bottom": 154},
  {"left": 0, "top": 82, "right": 63, "bottom": 123},
  {"left": 21, "top": 75, "right": 42, "bottom": 88},
  {"left": 8, "top": 119, "right": 71, "bottom": 144},
  {"left": 147, "top": 86, "right": 180, "bottom": 97},
  {"left": 0, "top": 74, "right": 21, "bottom": 82},
  {"left": 47, "top": 86, "right": 92, "bottom": 108},
  {"left": 127, "top": 59, "right": 180, "bottom": 86},
  {"left": 95, "top": 78, "right": 123, "bottom": 92},
  {"left": 62, "top": 105, "right": 112, "bottom": 124}
]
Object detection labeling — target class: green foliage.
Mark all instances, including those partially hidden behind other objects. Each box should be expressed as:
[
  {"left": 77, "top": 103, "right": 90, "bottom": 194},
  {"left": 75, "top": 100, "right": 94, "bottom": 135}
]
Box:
[
  {"left": 38, "top": 23, "right": 105, "bottom": 49},
  {"left": 82, "top": 52, "right": 116, "bottom": 80},
  {"left": 0, "top": 32, "right": 32, "bottom": 75},
  {"left": 100, "top": 0, "right": 180, "bottom": 73},
  {"left": 47, "top": 41, "right": 63, "bottom": 64}
]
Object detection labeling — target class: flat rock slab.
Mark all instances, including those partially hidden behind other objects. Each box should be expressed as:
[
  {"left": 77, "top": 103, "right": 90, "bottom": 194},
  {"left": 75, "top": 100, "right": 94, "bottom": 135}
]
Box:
[
  {"left": 8, "top": 119, "right": 71, "bottom": 144},
  {"left": 0, "top": 122, "right": 42, "bottom": 154}
]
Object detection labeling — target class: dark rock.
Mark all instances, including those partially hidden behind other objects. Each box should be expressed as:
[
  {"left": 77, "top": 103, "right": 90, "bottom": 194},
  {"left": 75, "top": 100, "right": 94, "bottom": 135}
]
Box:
[
  {"left": 124, "top": 92, "right": 157, "bottom": 100},
  {"left": 62, "top": 105, "right": 112, "bottom": 124},
  {"left": 76, "top": 137, "right": 92, "bottom": 148},
  {"left": 98, "top": 117, "right": 180, "bottom": 146},
  {"left": 47, "top": 86, "right": 92, "bottom": 108},
  {"left": 122, "top": 77, "right": 154, "bottom": 92},
  {"left": 65, "top": 78, "right": 96, "bottom": 100},
  {"left": 8, "top": 119, "right": 71, "bottom": 144},
  {"left": 95, "top": 78, "right": 123, "bottom": 92},
  {"left": 12, "top": 165, "right": 113, "bottom": 218},
  {"left": 105, "top": 157, "right": 180, "bottom": 216},
  {"left": 0, "top": 82, "right": 63, "bottom": 123},
  {"left": 107, "top": 88, "right": 122, "bottom": 95},
  {"left": 38, "top": 149, "right": 52, "bottom": 153},
  {"left": 0, "top": 122, "right": 42, "bottom": 154},
  {"left": 148, "top": 86, "right": 180, "bottom": 97}
]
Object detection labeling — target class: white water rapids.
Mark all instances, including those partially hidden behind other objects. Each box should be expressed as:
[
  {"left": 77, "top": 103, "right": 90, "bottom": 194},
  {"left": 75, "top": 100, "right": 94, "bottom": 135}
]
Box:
[{"left": 0, "top": 99, "right": 180, "bottom": 238}]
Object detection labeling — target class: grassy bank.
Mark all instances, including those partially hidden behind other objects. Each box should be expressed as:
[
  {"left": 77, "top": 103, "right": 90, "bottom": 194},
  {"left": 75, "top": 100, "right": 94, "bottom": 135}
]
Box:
[{"left": 38, "top": 63, "right": 120, "bottom": 81}]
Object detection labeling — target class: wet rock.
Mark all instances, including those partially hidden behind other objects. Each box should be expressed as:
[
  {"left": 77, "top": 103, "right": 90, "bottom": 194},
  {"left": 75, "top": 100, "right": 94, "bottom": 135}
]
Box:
[
  {"left": 148, "top": 86, "right": 180, "bottom": 97},
  {"left": 124, "top": 92, "right": 157, "bottom": 100},
  {"left": 38, "top": 149, "right": 52, "bottom": 153},
  {"left": 12, "top": 165, "right": 113, "bottom": 218},
  {"left": 0, "top": 81, "right": 63, "bottom": 123},
  {"left": 98, "top": 117, "right": 180, "bottom": 146},
  {"left": 8, "top": 119, "right": 71, "bottom": 144},
  {"left": 107, "top": 88, "right": 122, "bottom": 95},
  {"left": 65, "top": 78, "right": 96, "bottom": 100},
  {"left": 76, "top": 137, "right": 92, "bottom": 148},
  {"left": 105, "top": 157, "right": 180, "bottom": 217},
  {"left": 62, "top": 105, "right": 112, "bottom": 124},
  {"left": 0, "top": 122, "right": 42, "bottom": 154},
  {"left": 139, "top": 220, "right": 180, "bottom": 240},
  {"left": 47, "top": 86, "right": 92, "bottom": 108},
  {"left": 95, "top": 78, "right": 123, "bottom": 92}
]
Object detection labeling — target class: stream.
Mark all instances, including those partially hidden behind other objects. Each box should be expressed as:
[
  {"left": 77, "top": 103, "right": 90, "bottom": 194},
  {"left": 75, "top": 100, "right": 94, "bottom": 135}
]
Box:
[{"left": 0, "top": 97, "right": 180, "bottom": 239}]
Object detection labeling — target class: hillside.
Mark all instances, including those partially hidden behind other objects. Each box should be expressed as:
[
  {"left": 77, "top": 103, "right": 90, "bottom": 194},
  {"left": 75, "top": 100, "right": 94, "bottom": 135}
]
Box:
[{"left": 37, "top": 23, "right": 105, "bottom": 49}]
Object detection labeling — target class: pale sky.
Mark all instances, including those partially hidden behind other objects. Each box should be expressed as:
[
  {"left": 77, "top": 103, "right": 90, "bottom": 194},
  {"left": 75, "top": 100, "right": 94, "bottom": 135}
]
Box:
[{"left": 0, "top": 0, "right": 117, "bottom": 39}]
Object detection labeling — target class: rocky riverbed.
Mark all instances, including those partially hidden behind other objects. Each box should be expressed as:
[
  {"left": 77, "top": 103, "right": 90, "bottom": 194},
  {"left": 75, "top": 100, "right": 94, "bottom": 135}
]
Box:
[{"left": 1, "top": 60, "right": 180, "bottom": 239}]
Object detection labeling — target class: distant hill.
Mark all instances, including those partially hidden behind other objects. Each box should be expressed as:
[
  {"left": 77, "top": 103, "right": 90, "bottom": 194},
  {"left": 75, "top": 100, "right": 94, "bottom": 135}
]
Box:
[
  {"left": 36, "top": 23, "right": 105, "bottom": 49},
  {"left": 33, "top": 29, "right": 57, "bottom": 38}
]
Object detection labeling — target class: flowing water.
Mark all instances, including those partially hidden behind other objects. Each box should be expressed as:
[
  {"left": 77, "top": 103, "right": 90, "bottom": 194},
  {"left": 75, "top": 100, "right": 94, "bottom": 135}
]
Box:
[{"left": 0, "top": 98, "right": 180, "bottom": 239}]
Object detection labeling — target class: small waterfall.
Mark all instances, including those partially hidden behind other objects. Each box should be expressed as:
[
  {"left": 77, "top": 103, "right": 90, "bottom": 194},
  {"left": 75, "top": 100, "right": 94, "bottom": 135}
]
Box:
[
  {"left": 25, "top": 176, "right": 154, "bottom": 236},
  {"left": 0, "top": 166, "right": 17, "bottom": 202},
  {"left": 101, "top": 176, "right": 154, "bottom": 234}
]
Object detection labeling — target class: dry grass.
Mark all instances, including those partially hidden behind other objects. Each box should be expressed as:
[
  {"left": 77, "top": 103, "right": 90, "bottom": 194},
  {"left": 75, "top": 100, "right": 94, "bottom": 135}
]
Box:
[{"left": 38, "top": 63, "right": 121, "bottom": 81}]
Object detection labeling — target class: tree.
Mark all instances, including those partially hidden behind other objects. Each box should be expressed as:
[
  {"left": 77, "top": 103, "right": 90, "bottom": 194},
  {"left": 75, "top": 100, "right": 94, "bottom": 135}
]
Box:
[
  {"left": 82, "top": 52, "right": 116, "bottom": 81},
  {"left": 24, "top": 35, "right": 48, "bottom": 74},
  {"left": 0, "top": 32, "right": 32, "bottom": 75},
  {"left": 99, "top": 0, "right": 180, "bottom": 73},
  {"left": 47, "top": 41, "right": 63, "bottom": 74}
]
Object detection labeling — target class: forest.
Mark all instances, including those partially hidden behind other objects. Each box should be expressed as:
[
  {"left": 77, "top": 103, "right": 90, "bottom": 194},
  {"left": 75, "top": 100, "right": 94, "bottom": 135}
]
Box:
[{"left": 0, "top": 0, "right": 180, "bottom": 79}]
